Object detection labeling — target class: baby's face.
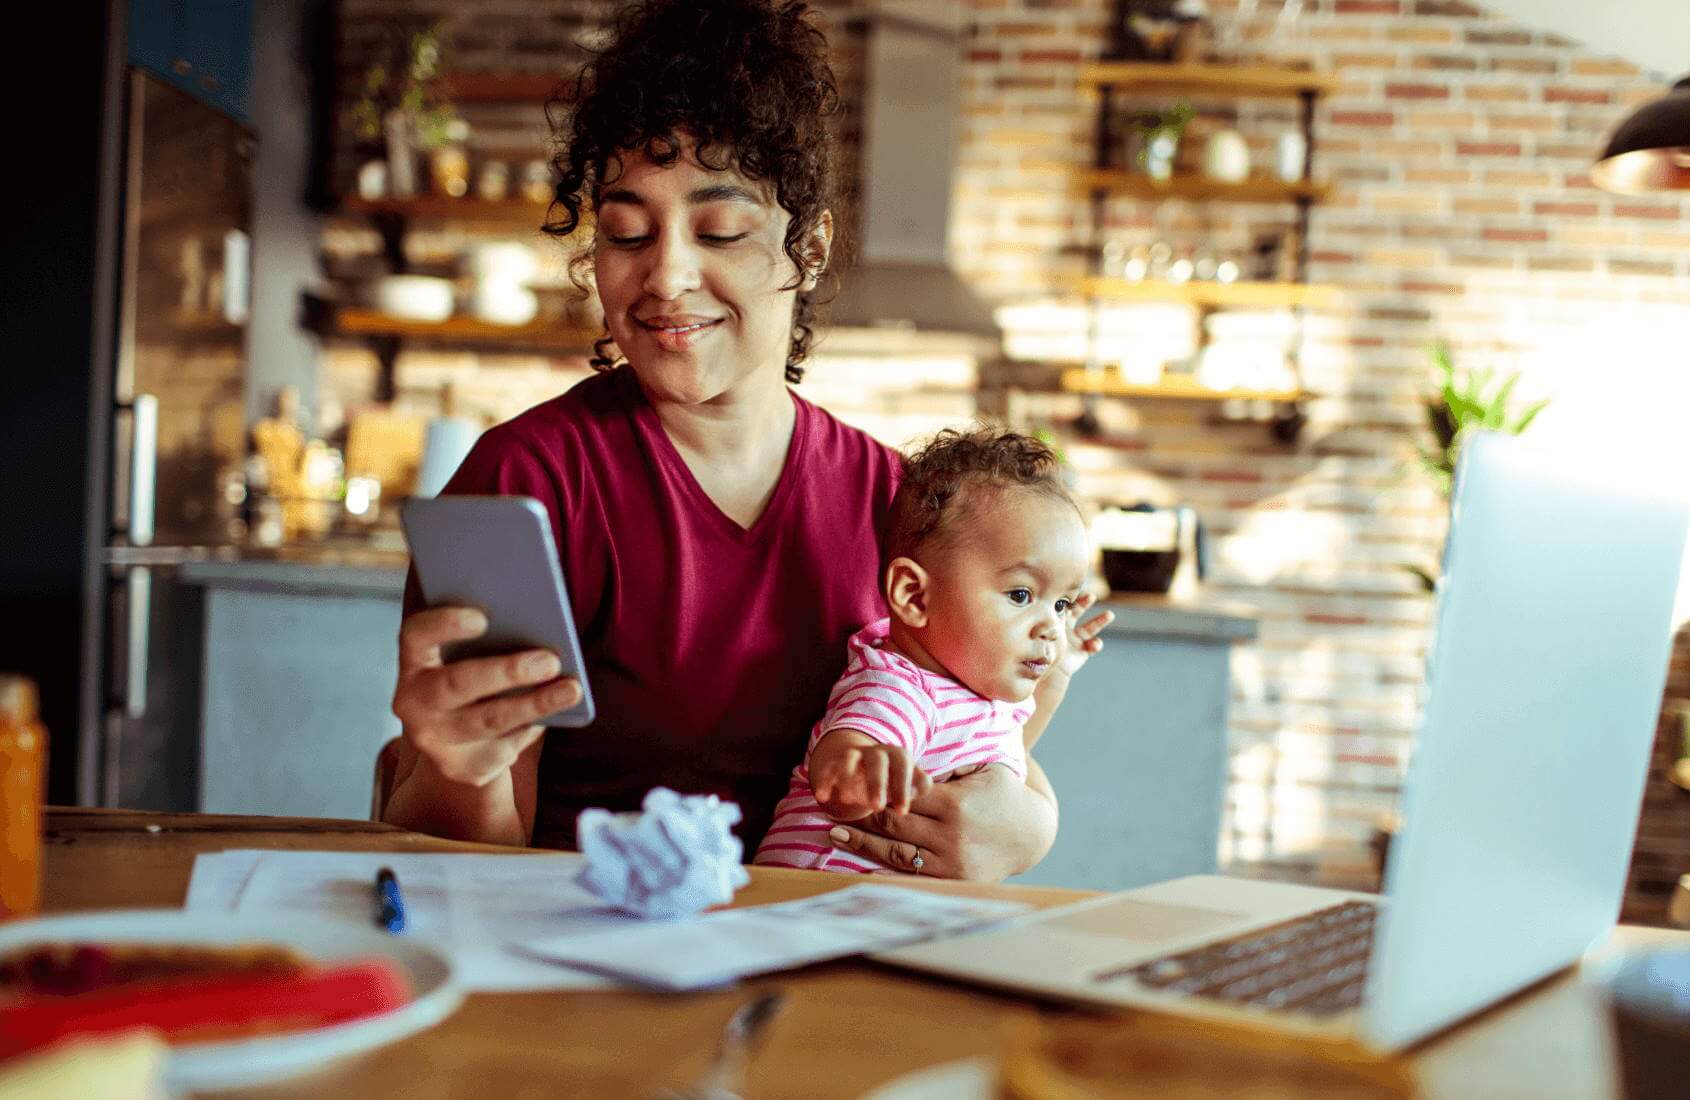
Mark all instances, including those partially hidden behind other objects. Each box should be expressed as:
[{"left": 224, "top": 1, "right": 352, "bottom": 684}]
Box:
[{"left": 919, "top": 488, "right": 1091, "bottom": 702}]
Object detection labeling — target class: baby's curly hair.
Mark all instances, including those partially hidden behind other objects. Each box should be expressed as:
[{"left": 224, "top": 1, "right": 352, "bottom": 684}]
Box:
[
  {"left": 544, "top": 0, "right": 839, "bottom": 383},
  {"left": 885, "top": 427, "right": 1077, "bottom": 568}
]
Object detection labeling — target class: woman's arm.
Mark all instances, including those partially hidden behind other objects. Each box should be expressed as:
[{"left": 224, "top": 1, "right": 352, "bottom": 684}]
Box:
[
  {"left": 381, "top": 737, "right": 542, "bottom": 846},
  {"left": 381, "top": 605, "right": 580, "bottom": 846}
]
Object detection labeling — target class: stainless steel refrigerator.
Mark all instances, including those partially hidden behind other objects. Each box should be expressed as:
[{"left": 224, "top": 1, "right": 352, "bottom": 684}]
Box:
[{"left": 79, "top": 70, "right": 253, "bottom": 808}]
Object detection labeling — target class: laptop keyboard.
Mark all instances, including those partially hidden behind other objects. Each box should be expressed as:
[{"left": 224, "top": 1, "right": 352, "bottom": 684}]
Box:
[{"left": 1095, "top": 900, "right": 1380, "bottom": 1018}]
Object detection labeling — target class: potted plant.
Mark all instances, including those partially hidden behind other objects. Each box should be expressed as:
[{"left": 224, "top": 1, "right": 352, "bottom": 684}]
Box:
[
  {"left": 1128, "top": 102, "right": 1195, "bottom": 181},
  {"left": 350, "top": 22, "right": 460, "bottom": 198},
  {"left": 1403, "top": 342, "right": 1549, "bottom": 590}
]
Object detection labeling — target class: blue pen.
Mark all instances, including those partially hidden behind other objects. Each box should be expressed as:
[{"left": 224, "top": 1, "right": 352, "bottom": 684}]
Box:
[{"left": 374, "top": 866, "right": 407, "bottom": 934}]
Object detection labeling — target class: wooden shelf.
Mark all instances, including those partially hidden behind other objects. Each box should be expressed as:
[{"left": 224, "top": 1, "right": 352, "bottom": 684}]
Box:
[
  {"left": 1077, "top": 62, "right": 1339, "bottom": 98},
  {"left": 1060, "top": 369, "right": 1302, "bottom": 404},
  {"left": 163, "top": 310, "right": 243, "bottom": 334},
  {"left": 1064, "top": 275, "right": 1338, "bottom": 309},
  {"left": 440, "top": 72, "right": 570, "bottom": 104},
  {"left": 322, "top": 306, "right": 599, "bottom": 354},
  {"left": 300, "top": 291, "right": 599, "bottom": 400},
  {"left": 338, "top": 196, "right": 554, "bottom": 225},
  {"left": 1067, "top": 60, "right": 1331, "bottom": 444},
  {"left": 1074, "top": 169, "right": 1330, "bottom": 204}
]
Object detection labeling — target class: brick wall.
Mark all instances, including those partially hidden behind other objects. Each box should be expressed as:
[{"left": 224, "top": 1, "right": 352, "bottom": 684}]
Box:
[
  {"left": 317, "top": 0, "right": 1690, "bottom": 914},
  {"left": 951, "top": 0, "right": 1690, "bottom": 898}
]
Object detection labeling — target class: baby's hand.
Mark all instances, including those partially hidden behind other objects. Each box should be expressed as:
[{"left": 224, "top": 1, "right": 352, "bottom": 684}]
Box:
[
  {"left": 809, "top": 730, "right": 933, "bottom": 821},
  {"left": 1050, "top": 591, "right": 1113, "bottom": 686}
]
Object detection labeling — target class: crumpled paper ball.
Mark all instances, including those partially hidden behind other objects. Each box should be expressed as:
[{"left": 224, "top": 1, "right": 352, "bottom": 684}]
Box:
[{"left": 575, "top": 787, "right": 751, "bottom": 919}]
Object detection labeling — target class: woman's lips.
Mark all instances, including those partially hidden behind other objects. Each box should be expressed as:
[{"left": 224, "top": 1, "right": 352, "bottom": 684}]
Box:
[{"left": 637, "top": 317, "right": 722, "bottom": 353}]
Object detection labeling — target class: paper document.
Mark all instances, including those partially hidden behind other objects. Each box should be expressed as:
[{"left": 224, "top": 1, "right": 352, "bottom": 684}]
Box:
[
  {"left": 517, "top": 885, "right": 1032, "bottom": 990},
  {"left": 188, "top": 849, "right": 633, "bottom": 991}
]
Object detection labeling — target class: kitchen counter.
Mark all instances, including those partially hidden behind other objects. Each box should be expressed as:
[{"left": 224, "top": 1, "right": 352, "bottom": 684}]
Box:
[
  {"left": 1012, "top": 592, "right": 1253, "bottom": 892},
  {"left": 171, "top": 553, "right": 408, "bottom": 822},
  {"left": 178, "top": 557, "right": 407, "bottom": 598},
  {"left": 176, "top": 551, "right": 1258, "bottom": 640},
  {"left": 1100, "top": 593, "right": 1258, "bottom": 644}
]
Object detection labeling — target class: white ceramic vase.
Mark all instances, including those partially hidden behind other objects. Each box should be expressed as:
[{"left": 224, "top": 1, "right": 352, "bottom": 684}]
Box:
[{"left": 1203, "top": 130, "right": 1250, "bottom": 183}]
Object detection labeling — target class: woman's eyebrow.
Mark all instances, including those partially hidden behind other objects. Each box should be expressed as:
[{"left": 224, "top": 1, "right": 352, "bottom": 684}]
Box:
[
  {"left": 598, "top": 184, "right": 764, "bottom": 207},
  {"left": 688, "top": 183, "right": 763, "bottom": 206}
]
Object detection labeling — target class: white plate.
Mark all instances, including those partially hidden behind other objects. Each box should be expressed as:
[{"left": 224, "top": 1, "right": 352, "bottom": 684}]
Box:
[
  {"left": 0, "top": 908, "right": 463, "bottom": 1092},
  {"left": 860, "top": 1057, "right": 994, "bottom": 1100}
]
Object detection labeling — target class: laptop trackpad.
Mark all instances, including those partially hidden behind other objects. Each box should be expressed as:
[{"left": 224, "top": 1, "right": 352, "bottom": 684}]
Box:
[{"left": 1044, "top": 899, "right": 1249, "bottom": 943}]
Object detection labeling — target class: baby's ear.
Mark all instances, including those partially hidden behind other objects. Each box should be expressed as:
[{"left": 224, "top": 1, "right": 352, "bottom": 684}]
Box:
[{"left": 885, "top": 556, "right": 929, "bottom": 628}]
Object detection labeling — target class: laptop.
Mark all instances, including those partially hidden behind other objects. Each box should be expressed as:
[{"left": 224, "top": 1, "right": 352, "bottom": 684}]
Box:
[{"left": 877, "top": 433, "right": 1689, "bottom": 1050}]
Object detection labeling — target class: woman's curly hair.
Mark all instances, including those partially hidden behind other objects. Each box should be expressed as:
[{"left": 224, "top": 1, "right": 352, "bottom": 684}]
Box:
[
  {"left": 885, "top": 427, "right": 1077, "bottom": 568},
  {"left": 544, "top": 0, "right": 839, "bottom": 383}
]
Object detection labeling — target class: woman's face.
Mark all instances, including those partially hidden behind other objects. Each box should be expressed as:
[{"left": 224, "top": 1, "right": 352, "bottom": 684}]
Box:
[{"left": 592, "top": 138, "right": 826, "bottom": 407}]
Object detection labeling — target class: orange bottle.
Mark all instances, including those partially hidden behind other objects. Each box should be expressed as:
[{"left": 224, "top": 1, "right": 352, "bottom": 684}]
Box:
[{"left": 0, "top": 674, "right": 46, "bottom": 919}]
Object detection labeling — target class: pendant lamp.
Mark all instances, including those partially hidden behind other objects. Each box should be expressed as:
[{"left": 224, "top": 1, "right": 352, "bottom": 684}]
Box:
[{"left": 1591, "top": 76, "right": 1690, "bottom": 194}]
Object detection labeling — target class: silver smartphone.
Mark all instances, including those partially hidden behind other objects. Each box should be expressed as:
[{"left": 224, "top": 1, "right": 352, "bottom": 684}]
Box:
[{"left": 400, "top": 495, "right": 595, "bottom": 727}]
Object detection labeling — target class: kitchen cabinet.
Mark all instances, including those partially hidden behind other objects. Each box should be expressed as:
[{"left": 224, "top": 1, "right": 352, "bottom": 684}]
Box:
[
  {"left": 1009, "top": 599, "right": 1256, "bottom": 892},
  {"left": 179, "top": 559, "right": 405, "bottom": 819},
  {"left": 128, "top": 0, "right": 252, "bottom": 122}
]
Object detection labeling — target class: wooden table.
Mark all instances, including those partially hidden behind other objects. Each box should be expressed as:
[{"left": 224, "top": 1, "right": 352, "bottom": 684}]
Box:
[{"left": 39, "top": 808, "right": 1683, "bottom": 1098}]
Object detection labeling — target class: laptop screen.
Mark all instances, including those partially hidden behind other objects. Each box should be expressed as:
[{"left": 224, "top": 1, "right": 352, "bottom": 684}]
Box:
[{"left": 1363, "top": 433, "right": 1689, "bottom": 1049}]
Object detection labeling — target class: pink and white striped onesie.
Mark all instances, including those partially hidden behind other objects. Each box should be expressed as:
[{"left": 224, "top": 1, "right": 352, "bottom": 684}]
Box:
[{"left": 753, "top": 617, "right": 1034, "bottom": 873}]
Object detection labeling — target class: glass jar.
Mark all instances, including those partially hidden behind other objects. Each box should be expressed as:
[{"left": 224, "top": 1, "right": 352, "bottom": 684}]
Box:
[
  {"left": 0, "top": 674, "right": 46, "bottom": 920},
  {"left": 430, "top": 145, "right": 470, "bottom": 198},
  {"left": 521, "top": 160, "right": 554, "bottom": 205},
  {"left": 476, "top": 160, "right": 510, "bottom": 202},
  {"left": 1144, "top": 131, "right": 1179, "bottom": 181}
]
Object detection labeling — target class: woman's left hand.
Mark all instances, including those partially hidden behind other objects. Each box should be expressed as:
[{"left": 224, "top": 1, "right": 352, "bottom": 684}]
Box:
[{"left": 825, "top": 763, "right": 1058, "bottom": 882}]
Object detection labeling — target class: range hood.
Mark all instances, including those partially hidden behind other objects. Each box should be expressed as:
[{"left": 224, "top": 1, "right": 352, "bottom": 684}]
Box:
[{"left": 828, "top": 5, "right": 1001, "bottom": 340}]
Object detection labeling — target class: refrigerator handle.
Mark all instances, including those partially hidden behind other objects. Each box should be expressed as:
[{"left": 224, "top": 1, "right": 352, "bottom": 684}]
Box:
[
  {"left": 126, "top": 393, "right": 158, "bottom": 547},
  {"left": 222, "top": 229, "right": 251, "bottom": 325},
  {"left": 101, "top": 711, "right": 124, "bottom": 808},
  {"left": 123, "top": 566, "right": 153, "bottom": 721}
]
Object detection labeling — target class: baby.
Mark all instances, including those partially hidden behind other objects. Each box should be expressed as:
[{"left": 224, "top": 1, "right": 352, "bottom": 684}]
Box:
[{"left": 754, "top": 427, "right": 1094, "bottom": 873}]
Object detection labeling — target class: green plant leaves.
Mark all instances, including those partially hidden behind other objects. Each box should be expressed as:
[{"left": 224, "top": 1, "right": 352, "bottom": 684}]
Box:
[
  {"left": 1512, "top": 398, "right": 1550, "bottom": 435},
  {"left": 351, "top": 21, "right": 458, "bottom": 150},
  {"left": 1417, "top": 341, "right": 1547, "bottom": 498}
]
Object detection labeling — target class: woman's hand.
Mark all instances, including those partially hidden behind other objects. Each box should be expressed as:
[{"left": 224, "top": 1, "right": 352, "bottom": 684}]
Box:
[
  {"left": 810, "top": 729, "right": 933, "bottom": 820},
  {"left": 826, "top": 761, "right": 1059, "bottom": 882},
  {"left": 391, "top": 606, "right": 584, "bottom": 788}
]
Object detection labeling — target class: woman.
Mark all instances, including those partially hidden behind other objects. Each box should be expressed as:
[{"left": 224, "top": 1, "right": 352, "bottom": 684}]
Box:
[{"left": 382, "top": 0, "right": 1110, "bottom": 880}]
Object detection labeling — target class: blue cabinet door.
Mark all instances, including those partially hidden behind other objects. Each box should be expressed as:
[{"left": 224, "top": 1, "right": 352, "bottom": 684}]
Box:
[
  {"left": 180, "top": 0, "right": 251, "bottom": 121},
  {"left": 127, "top": 0, "right": 251, "bottom": 123},
  {"left": 127, "top": 0, "right": 181, "bottom": 82}
]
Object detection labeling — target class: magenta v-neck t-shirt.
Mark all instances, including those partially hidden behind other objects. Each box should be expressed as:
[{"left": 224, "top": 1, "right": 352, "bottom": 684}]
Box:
[{"left": 410, "top": 367, "right": 901, "bottom": 849}]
